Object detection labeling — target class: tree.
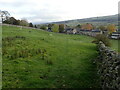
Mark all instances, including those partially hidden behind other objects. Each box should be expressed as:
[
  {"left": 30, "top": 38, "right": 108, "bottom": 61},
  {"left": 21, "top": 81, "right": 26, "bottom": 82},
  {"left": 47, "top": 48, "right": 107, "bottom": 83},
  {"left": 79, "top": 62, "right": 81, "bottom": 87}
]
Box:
[
  {"left": 48, "top": 24, "right": 53, "bottom": 28},
  {"left": 59, "top": 24, "right": 64, "bottom": 33},
  {"left": 93, "top": 25, "right": 96, "bottom": 30},
  {"left": 51, "top": 24, "right": 59, "bottom": 32},
  {"left": 19, "top": 19, "right": 29, "bottom": 26},
  {"left": 0, "top": 10, "right": 10, "bottom": 22},
  {"left": 17, "top": 20, "right": 21, "bottom": 25},
  {"left": 98, "top": 25, "right": 106, "bottom": 34},
  {"left": 3, "top": 17, "right": 19, "bottom": 25},
  {"left": 93, "top": 34, "right": 111, "bottom": 46},
  {"left": 40, "top": 25, "right": 47, "bottom": 30},
  {"left": 48, "top": 24, "right": 53, "bottom": 30},
  {"left": 34, "top": 25, "right": 37, "bottom": 28},
  {"left": 99, "top": 25, "right": 106, "bottom": 31},
  {"left": 76, "top": 24, "right": 81, "bottom": 28},
  {"left": 107, "top": 24, "right": 116, "bottom": 34},
  {"left": 29, "top": 23, "right": 33, "bottom": 27},
  {"left": 81, "top": 23, "right": 93, "bottom": 30}
]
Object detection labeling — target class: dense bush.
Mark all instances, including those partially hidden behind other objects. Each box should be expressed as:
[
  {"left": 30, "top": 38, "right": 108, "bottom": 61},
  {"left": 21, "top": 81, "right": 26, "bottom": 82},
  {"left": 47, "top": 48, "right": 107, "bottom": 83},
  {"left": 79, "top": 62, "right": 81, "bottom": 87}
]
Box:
[
  {"left": 40, "top": 25, "right": 47, "bottom": 30},
  {"left": 92, "top": 34, "right": 111, "bottom": 46},
  {"left": 59, "top": 24, "right": 64, "bottom": 33},
  {"left": 51, "top": 24, "right": 59, "bottom": 32},
  {"left": 29, "top": 23, "right": 33, "bottom": 27}
]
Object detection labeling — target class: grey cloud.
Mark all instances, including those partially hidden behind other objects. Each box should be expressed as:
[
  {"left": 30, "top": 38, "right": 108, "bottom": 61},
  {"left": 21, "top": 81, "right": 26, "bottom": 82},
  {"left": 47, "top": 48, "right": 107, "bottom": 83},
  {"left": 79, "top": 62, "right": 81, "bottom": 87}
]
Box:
[
  {"left": 11, "top": 7, "right": 63, "bottom": 23},
  {"left": 0, "top": 0, "right": 82, "bottom": 24},
  {"left": 26, "top": 12, "right": 62, "bottom": 23},
  {"left": 0, "top": 1, "right": 29, "bottom": 7},
  {"left": 0, "top": 0, "right": 66, "bottom": 23}
]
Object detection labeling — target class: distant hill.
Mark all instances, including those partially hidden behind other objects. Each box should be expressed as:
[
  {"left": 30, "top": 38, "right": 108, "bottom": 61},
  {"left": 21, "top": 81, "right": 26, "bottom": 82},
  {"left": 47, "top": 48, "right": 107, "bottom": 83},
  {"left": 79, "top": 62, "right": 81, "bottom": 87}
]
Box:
[{"left": 46, "top": 14, "right": 118, "bottom": 26}]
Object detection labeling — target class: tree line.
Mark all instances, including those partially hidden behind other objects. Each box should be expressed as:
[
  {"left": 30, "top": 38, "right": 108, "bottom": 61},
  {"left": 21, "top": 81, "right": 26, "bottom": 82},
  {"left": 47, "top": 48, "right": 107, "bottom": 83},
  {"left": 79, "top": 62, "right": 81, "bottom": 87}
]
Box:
[
  {"left": 73, "top": 23, "right": 116, "bottom": 34},
  {"left": 38, "top": 24, "right": 65, "bottom": 33},
  {"left": 0, "top": 10, "right": 116, "bottom": 34},
  {"left": 0, "top": 10, "right": 35, "bottom": 27},
  {"left": 39, "top": 23, "right": 116, "bottom": 34},
  {"left": 3, "top": 17, "right": 35, "bottom": 27}
]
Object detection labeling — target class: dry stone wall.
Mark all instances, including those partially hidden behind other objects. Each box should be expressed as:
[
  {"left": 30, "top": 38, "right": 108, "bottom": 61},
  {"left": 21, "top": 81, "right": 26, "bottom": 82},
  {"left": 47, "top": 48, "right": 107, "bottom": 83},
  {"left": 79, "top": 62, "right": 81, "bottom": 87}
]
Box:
[{"left": 96, "top": 41, "right": 120, "bottom": 90}]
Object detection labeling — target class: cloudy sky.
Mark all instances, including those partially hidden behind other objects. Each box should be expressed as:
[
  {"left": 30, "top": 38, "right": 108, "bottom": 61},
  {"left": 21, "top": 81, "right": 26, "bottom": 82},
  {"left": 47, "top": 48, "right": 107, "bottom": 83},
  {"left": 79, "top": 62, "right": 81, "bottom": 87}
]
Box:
[{"left": 0, "top": 0, "right": 119, "bottom": 23}]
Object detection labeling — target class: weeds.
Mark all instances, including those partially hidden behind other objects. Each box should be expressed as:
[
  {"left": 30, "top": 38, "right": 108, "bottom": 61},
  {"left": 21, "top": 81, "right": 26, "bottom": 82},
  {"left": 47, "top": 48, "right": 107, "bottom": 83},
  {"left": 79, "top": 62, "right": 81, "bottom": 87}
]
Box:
[
  {"left": 92, "top": 34, "right": 111, "bottom": 47},
  {"left": 2, "top": 36, "right": 26, "bottom": 47}
]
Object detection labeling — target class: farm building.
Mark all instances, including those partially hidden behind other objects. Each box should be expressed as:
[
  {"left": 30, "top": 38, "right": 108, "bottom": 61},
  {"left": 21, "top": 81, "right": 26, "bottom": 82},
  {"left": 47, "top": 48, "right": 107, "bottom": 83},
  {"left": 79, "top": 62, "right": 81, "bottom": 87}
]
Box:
[
  {"left": 110, "top": 32, "right": 120, "bottom": 39},
  {"left": 66, "top": 28, "right": 78, "bottom": 34}
]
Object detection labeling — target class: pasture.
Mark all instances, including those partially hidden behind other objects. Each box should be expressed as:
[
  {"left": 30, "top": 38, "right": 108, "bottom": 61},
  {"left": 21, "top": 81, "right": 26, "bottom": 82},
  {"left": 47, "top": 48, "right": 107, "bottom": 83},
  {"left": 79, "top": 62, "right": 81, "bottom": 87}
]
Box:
[{"left": 2, "top": 25, "right": 100, "bottom": 88}]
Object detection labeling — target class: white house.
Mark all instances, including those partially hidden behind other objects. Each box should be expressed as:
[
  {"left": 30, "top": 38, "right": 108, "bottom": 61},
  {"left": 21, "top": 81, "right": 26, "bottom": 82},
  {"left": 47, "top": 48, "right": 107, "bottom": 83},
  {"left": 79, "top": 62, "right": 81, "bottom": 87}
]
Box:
[{"left": 110, "top": 32, "right": 120, "bottom": 39}]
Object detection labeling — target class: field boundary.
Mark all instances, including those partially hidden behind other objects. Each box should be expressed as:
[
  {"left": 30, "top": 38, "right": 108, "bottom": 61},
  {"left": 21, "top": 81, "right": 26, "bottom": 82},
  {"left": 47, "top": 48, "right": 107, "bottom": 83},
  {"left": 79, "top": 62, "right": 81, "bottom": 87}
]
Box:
[
  {"left": 2, "top": 24, "right": 41, "bottom": 30},
  {"left": 96, "top": 41, "right": 120, "bottom": 89}
]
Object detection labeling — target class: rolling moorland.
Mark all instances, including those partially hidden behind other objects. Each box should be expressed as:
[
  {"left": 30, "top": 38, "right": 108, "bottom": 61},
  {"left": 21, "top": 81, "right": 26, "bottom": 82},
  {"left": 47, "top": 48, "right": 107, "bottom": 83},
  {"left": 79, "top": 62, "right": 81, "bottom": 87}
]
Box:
[
  {"left": 45, "top": 14, "right": 118, "bottom": 26},
  {"left": 2, "top": 25, "right": 119, "bottom": 88}
]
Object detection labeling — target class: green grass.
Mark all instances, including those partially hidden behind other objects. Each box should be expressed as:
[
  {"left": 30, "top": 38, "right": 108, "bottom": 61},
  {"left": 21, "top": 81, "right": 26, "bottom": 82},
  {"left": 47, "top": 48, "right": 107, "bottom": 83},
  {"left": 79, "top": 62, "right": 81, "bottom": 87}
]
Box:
[
  {"left": 0, "top": 24, "right": 2, "bottom": 89},
  {"left": 110, "top": 39, "right": 120, "bottom": 53},
  {"left": 2, "top": 25, "right": 100, "bottom": 88}
]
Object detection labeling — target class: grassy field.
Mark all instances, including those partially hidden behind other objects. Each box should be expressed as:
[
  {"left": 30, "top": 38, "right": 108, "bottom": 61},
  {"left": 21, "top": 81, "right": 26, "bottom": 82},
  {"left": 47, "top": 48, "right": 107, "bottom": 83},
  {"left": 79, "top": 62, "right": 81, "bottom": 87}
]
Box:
[
  {"left": 110, "top": 39, "right": 119, "bottom": 53},
  {"left": 2, "top": 25, "right": 100, "bottom": 88}
]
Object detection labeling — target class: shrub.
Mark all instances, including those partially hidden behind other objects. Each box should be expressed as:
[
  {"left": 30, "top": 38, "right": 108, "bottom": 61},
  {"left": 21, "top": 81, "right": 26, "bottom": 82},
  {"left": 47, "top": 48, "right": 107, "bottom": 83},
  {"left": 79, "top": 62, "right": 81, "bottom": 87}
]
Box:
[
  {"left": 29, "top": 23, "right": 33, "bottom": 27},
  {"left": 40, "top": 25, "right": 47, "bottom": 30},
  {"left": 59, "top": 24, "right": 64, "bottom": 33},
  {"left": 92, "top": 34, "right": 111, "bottom": 46},
  {"left": 51, "top": 24, "right": 59, "bottom": 32}
]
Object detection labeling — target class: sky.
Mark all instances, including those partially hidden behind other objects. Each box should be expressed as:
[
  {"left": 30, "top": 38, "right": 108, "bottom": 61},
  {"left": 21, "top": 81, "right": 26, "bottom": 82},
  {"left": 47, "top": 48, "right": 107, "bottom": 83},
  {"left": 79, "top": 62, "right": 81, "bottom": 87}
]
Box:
[{"left": 0, "top": 0, "right": 119, "bottom": 23}]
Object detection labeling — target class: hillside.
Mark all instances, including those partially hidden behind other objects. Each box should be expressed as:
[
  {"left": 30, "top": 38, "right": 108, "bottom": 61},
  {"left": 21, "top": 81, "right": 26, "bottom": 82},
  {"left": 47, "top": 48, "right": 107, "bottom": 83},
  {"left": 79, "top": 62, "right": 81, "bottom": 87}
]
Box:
[
  {"left": 2, "top": 25, "right": 100, "bottom": 88},
  {"left": 48, "top": 14, "right": 118, "bottom": 26}
]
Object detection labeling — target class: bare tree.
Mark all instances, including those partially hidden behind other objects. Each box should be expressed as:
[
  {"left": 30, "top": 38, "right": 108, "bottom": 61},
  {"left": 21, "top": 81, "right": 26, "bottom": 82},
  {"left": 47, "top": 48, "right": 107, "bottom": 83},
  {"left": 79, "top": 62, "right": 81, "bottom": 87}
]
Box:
[{"left": 0, "top": 10, "right": 10, "bottom": 22}]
